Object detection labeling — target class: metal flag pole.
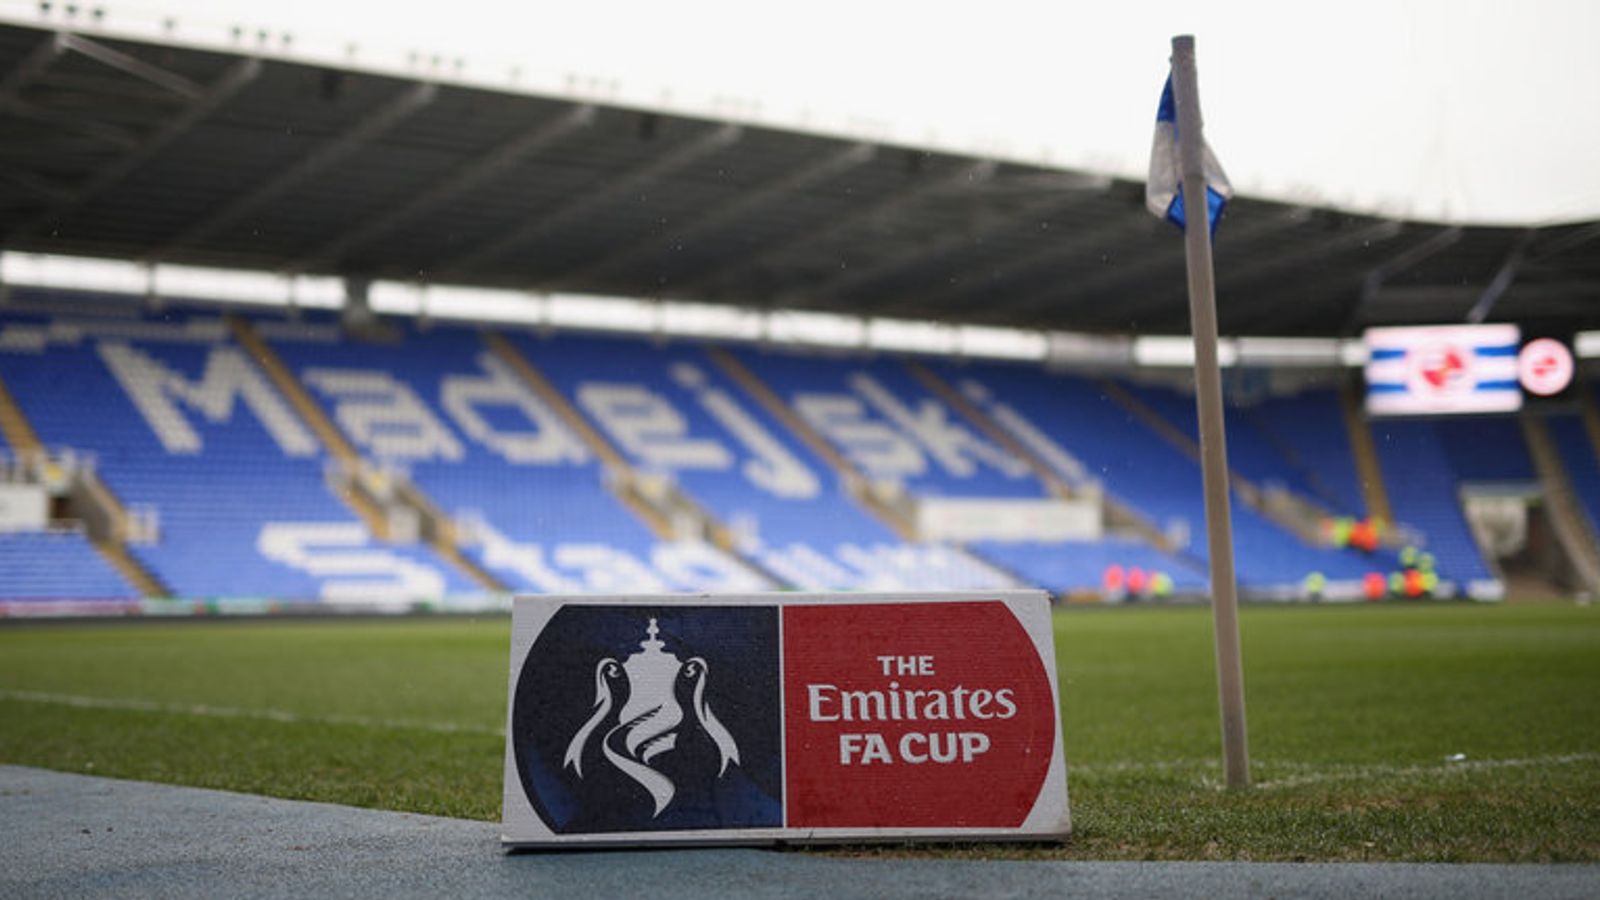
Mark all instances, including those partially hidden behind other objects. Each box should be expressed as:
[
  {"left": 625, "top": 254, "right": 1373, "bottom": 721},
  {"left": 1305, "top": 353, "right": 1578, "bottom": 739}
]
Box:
[{"left": 1169, "top": 34, "right": 1250, "bottom": 789}]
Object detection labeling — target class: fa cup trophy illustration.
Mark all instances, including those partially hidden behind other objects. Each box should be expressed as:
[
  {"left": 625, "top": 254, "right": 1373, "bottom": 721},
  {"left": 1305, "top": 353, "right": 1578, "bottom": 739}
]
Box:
[{"left": 563, "top": 618, "right": 740, "bottom": 816}]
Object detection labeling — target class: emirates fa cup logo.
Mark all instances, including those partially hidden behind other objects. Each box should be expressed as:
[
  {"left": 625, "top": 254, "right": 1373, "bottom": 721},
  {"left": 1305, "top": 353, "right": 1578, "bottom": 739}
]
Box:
[{"left": 563, "top": 619, "right": 740, "bottom": 816}]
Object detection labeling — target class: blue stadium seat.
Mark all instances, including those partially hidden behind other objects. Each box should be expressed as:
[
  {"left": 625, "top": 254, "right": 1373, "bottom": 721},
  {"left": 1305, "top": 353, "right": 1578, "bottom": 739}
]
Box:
[
  {"left": 0, "top": 531, "right": 135, "bottom": 601},
  {"left": 1369, "top": 419, "right": 1495, "bottom": 585},
  {"left": 0, "top": 308, "right": 475, "bottom": 604},
  {"left": 972, "top": 537, "right": 1207, "bottom": 596},
  {"left": 506, "top": 332, "right": 1015, "bottom": 591},
  {"left": 935, "top": 361, "right": 1388, "bottom": 592},
  {"left": 732, "top": 349, "right": 1049, "bottom": 499},
  {"left": 1245, "top": 389, "right": 1368, "bottom": 516},
  {"left": 265, "top": 323, "right": 774, "bottom": 593},
  {"left": 1549, "top": 415, "right": 1600, "bottom": 538}
]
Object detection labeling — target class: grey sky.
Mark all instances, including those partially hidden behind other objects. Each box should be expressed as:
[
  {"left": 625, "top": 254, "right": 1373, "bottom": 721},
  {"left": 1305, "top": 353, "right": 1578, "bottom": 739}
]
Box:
[{"left": 7, "top": 0, "right": 1598, "bottom": 225}]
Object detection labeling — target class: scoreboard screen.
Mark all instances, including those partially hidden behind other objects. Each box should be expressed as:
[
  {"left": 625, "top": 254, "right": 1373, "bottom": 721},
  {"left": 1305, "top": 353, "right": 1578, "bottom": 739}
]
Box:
[{"left": 1363, "top": 324, "right": 1577, "bottom": 416}]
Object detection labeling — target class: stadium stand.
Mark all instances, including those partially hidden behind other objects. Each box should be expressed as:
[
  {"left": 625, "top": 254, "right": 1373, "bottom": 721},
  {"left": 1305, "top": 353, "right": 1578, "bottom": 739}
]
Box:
[
  {"left": 1117, "top": 379, "right": 1356, "bottom": 513},
  {"left": 263, "top": 320, "right": 783, "bottom": 594},
  {"left": 938, "top": 362, "right": 1387, "bottom": 593},
  {"left": 504, "top": 332, "right": 1015, "bottom": 590},
  {"left": 3, "top": 289, "right": 1594, "bottom": 609},
  {"left": 973, "top": 537, "right": 1205, "bottom": 598},
  {"left": 0, "top": 530, "right": 133, "bottom": 602},
  {"left": 1433, "top": 417, "right": 1536, "bottom": 483},
  {"left": 729, "top": 349, "right": 1049, "bottom": 498},
  {"left": 1369, "top": 419, "right": 1496, "bottom": 588},
  {"left": 0, "top": 306, "right": 476, "bottom": 605},
  {"left": 0, "top": 412, "right": 138, "bottom": 605},
  {"left": 1244, "top": 389, "right": 1369, "bottom": 517},
  {"left": 1549, "top": 414, "right": 1600, "bottom": 538}
]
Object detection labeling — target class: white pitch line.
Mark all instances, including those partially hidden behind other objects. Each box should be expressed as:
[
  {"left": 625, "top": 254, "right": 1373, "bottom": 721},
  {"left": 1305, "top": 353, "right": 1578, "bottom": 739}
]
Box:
[
  {"left": 1254, "top": 753, "right": 1600, "bottom": 790},
  {"left": 8, "top": 687, "right": 1595, "bottom": 788},
  {"left": 1070, "top": 753, "right": 1600, "bottom": 787},
  {"left": 0, "top": 688, "right": 504, "bottom": 738}
]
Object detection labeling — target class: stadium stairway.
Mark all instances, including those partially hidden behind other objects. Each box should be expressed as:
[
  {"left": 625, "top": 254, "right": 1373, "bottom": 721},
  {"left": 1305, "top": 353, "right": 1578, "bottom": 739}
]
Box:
[
  {"left": 229, "top": 317, "right": 503, "bottom": 593},
  {"left": 1339, "top": 380, "right": 1396, "bottom": 524},
  {"left": 715, "top": 347, "right": 1156, "bottom": 596},
  {"left": 0, "top": 367, "right": 43, "bottom": 456},
  {"left": 1583, "top": 382, "right": 1600, "bottom": 466},
  {"left": 72, "top": 467, "right": 167, "bottom": 598},
  {"left": 1551, "top": 411, "right": 1600, "bottom": 554},
  {"left": 904, "top": 361, "right": 1079, "bottom": 500},
  {"left": 1520, "top": 414, "right": 1600, "bottom": 593},
  {"left": 1369, "top": 418, "right": 1499, "bottom": 593},
  {"left": 496, "top": 332, "right": 1012, "bottom": 592},
  {"left": 1100, "top": 378, "right": 1339, "bottom": 545},
  {"left": 706, "top": 347, "right": 917, "bottom": 540},
  {"left": 932, "top": 361, "right": 1388, "bottom": 594},
  {"left": 484, "top": 331, "right": 739, "bottom": 552},
  {"left": 936, "top": 365, "right": 1185, "bottom": 558},
  {"left": 0, "top": 367, "right": 162, "bottom": 598}
]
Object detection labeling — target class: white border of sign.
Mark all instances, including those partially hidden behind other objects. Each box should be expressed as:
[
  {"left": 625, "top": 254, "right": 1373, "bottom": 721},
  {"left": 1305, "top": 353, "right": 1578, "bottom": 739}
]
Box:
[{"left": 501, "top": 590, "right": 1069, "bottom": 848}]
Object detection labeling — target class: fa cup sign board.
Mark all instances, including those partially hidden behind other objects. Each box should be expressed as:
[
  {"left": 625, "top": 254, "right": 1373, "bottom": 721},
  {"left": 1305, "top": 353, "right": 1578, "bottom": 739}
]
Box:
[{"left": 502, "top": 591, "right": 1070, "bottom": 847}]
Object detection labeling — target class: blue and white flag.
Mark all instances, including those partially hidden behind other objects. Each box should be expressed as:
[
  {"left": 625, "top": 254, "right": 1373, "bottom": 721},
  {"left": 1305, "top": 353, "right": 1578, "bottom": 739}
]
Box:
[{"left": 1146, "top": 75, "right": 1232, "bottom": 233}]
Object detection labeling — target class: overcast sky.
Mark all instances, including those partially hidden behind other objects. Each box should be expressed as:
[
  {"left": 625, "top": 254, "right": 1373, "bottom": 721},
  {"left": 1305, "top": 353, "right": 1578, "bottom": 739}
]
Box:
[{"left": 9, "top": 0, "right": 1598, "bottom": 225}]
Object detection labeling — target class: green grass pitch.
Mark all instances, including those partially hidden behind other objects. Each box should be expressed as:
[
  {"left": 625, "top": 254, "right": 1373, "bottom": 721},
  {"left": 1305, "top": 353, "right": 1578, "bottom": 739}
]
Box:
[{"left": 1, "top": 602, "right": 1597, "bottom": 861}]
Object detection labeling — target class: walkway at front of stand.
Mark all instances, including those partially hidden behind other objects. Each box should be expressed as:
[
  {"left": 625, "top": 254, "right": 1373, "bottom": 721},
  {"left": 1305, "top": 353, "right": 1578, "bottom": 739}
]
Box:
[{"left": 2, "top": 766, "right": 1595, "bottom": 899}]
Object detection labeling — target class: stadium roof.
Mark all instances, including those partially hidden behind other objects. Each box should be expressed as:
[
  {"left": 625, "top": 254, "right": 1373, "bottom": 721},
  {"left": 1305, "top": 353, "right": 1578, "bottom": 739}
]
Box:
[{"left": 1, "top": 20, "right": 1596, "bottom": 338}]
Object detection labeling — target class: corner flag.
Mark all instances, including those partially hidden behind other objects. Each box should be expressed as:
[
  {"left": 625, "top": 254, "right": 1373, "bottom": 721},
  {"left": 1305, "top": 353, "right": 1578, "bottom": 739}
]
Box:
[
  {"left": 1158, "top": 36, "right": 1250, "bottom": 791},
  {"left": 1146, "top": 75, "right": 1232, "bottom": 232}
]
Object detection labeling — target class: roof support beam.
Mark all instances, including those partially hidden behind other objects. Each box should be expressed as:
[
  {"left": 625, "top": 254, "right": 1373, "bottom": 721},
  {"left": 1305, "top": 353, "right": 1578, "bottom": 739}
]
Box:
[
  {"left": 0, "top": 98, "right": 140, "bottom": 149},
  {"left": 0, "top": 167, "right": 73, "bottom": 203},
  {"left": 288, "top": 103, "right": 596, "bottom": 272},
  {"left": 1008, "top": 206, "right": 1313, "bottom": 316},
  {"left": 148, "top": 82, "right": 437, "bottom": 261},
  {"left": 533, "top": 141, "right": 878, "bottom": 291},
  {"left": 910, "top": 207, "right": 1157, "bottom": 312},
  {"left": 1330, "top": 225, "right": 1464, "bottom": 333},
  {"left": 0, "top": 33, "right": 141, "bottom": 150},
  {"left": 1361, "top": 281, "right": 1600, "bottom": 324},
  {"left": 1465, "top": 229, "right": 1535, "bottom": 324},
  {"left": 1527, "top": 220, "right": 1600, "bottom": 264},
  {"left": 1220, "top": 219, "right": 1405, "bottom": 294},
  {"left": 1126, "top": 219, "right": 1409, "bottom": 334},
  {"left": 430, "top": 122, "right": 743, "bottom": 279},
  {"left": 675, "top": 159, "right": 997, "bottom": 298},
  {"left": 17, "top": 56, "right": 261, "bottom": 238},
  {"left": 58, "top": 33, "right": 203, "bottom": 100},
  {"left": 806, "top": 185, "right": 1100, "bottom": 312},
  {"left": 0, "top": 33, "right": 66, "bottom": 102}
]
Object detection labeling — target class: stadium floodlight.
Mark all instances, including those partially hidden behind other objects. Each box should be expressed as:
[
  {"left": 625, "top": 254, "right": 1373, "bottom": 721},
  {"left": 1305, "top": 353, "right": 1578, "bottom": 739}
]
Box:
[
  {"left": 1045, "top": 332, "right": 1135, "bottom": 367},
  {"left": 1339, "top": 340, "right": 1370, "bottom": 367},
  {"left": 954, "top": 325, "right": 1048, "bottom": 361},
  {"left": 545, "top": 292, "right": 657, "bottom": 333},
  {"left": 659, "top": 302, "right": 764, "bottom": 340},
  {"left": 369, "top": 281, "right": 425, "bottom": 315},
  {"left": 867, "top": 318, "right": 957, "bottom": 355},
  {"left": 289, "top": 275, "right": 345, "bottom": 310},
  {"left": 1132, "top": 335, "right": 1238, "bottom": 368},
  {"left": 1233, "top": 337, "right": 1344, "bottom": 367},
  {"left": 422, "top": 284, "right": 544, "bottom": 325},
  {"left": 151, "top": 264, "right": 290, "bottom": 306},
  {"left": 0, "top": 251, "right": 149, "bottom": 295},
  {"left": 765, "top": 310, "right": 865, "bottom": 348}
]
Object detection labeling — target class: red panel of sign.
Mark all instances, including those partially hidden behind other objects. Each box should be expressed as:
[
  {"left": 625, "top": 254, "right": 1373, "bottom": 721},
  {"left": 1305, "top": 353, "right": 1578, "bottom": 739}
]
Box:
[{"left": 783, "top": 601, "right": 1056, "bottom": 828}]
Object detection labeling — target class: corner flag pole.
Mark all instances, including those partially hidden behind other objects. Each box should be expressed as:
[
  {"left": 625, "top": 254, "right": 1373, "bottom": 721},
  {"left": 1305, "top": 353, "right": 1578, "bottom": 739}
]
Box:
[{"left": 1170, "top": 34, "right": 1250, "bottom": 789}]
